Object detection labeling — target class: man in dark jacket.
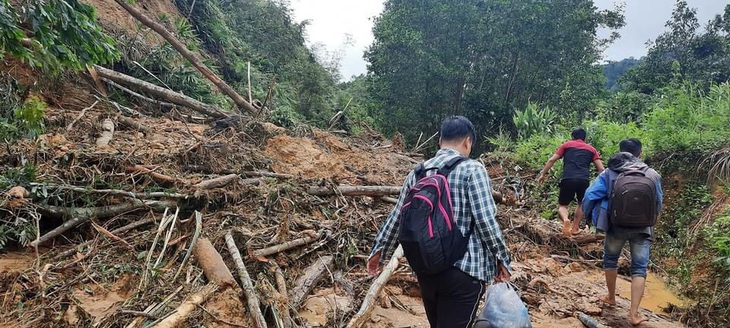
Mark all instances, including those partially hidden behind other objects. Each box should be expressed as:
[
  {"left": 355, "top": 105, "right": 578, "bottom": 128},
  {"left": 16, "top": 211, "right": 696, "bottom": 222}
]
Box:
[{"left": 582, "top": 138, "right": 663, "bottom": 326}]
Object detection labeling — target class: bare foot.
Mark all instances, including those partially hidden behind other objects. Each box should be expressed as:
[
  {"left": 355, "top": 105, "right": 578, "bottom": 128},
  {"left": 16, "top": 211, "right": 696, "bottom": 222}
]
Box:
[
  {"left": 629, "top": 313, "right": 648, "bottom": 326},
  {"left": 599, "top": 294, "right": 616, "bottom": 306},
  {"left": 562, "top": 221, "right": 572, "bottom": 236},
  {"left": 571, "top": 229, "right": 582, "bottom": 236}
]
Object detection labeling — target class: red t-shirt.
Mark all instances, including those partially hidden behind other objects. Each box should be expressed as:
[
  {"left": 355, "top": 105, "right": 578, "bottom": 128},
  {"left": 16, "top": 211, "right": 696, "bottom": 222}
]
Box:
[{"left": 555, "top": 139, "right": 600, "bottom": 180}]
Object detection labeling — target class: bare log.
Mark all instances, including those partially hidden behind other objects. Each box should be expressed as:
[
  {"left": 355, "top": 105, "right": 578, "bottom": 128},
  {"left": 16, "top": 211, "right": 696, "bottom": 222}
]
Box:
[
  {"left": 252, "top": 231, "right": 321, "bottom": 258},
  {"left": 30, "top": 183, "right": 188, "bottom": 200},
  {"left": 110, "top": 0, "right": 257, "bottom": 115},
  {"left": 94, "top": 65, "right": 229, "bottom": 119},
  {"left": 289, "top": 255, "right": 334, "bottom": 310},
  {"left": 271, "top": 262, "right": 293, "bottom": 328},
  {"left": 153, "top": 283, "right": 218, "bottom": 328},
  {"left": 95, "top": 118, "right": 115, "bottom": 147},
  {"left": 193, "top": 238, "right": 237, "bottom": 289},
  {"left": 31, "top": 199, "right": 175, "bottom": 247},
  {"left": 102, "top": 77, "right": 175, "bottom": 109},
  {"left": 194, "top": 174, "right": 239, "bottom": 190},
  {"left": 347, "top": 246, "right": 404, "bottom": 328},
  {"left": 224, "top": 232, "right": 267, "bottom": 328}
]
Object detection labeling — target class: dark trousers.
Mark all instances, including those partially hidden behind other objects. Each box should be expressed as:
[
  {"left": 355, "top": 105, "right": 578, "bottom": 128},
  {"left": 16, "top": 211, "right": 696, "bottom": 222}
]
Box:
[{"left": 416, "top": 267, "right": 485, "bottom": 328}]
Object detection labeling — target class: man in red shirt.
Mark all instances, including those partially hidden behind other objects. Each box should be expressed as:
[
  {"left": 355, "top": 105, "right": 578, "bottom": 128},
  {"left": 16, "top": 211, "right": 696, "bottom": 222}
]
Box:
[{"left": 538, "top": 128, "right": 604, "bottom": 236}]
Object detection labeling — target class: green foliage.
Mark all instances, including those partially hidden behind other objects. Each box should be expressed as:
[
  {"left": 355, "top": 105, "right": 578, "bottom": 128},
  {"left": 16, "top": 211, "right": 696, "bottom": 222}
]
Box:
[
  {"left": 602, "top": 57, "right": 641, "bottom": 90},
  {"left": 514, "top": 132, "right": 567, "bottom": 172},
  {"left": 584, "top": 120, "right": 652, "bottom": 159},
  {"left": 623, "top": 2, "right": 730, "bottom": 94},
  {"left": 0, "top": 164, "right": 37, "bottom": 190},
  {"left": 367, "top": 0, "right": 624, "bottom": 146},
  {"left": 595, "top": 91, "right": 656, "bottom": 124},
  {"left": 706, "top": 210, "right": 730, "bottom": 277},
  {"left": 645, "top": 82, "right": 730, "bottom": 152},
  {"left": 513, "top": 102, "right": 557, "bottom": 140},
  {"left": 0, "top": 0, "right": 119, "bottom": 72},
  {"left": 0, "top": 94, "right": 47, "bottom": 141}
]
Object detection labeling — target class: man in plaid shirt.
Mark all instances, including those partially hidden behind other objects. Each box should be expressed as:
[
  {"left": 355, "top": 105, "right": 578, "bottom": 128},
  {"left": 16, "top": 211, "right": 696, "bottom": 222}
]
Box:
[{"left": 367, "top": 116, "right": 512, "bottom": 328}]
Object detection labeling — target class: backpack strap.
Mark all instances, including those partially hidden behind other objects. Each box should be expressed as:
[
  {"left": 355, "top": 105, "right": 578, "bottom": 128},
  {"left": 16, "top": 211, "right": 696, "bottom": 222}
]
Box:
[
  {"left": 437, "top": 156, "right": 468, "bottom": 177},
  {"left": 413, "top": 163, "right": 427, "bottom": 181}
]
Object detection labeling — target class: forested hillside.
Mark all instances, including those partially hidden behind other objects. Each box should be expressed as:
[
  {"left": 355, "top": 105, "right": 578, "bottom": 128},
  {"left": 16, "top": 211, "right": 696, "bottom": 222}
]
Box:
[{"left": 1, "top": 0, "right": 729, "bottom": 327}]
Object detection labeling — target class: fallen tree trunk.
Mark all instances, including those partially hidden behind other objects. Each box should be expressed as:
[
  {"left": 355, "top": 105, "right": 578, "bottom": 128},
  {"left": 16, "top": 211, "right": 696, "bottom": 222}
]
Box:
[
  {"left": 225, "top": 232, "right": 267, "bottom": 328},
  {"left": 193, "top": 238, "right": 238, "bottom": 289},
  {"left": 95, "top": 65, "right": 229, "bottom": 119},
  {"left": 289, "top": 255, "right": 334, "bottom": 310},
  {"left": 96, "top": 118, "right": 115, "bottom": 146},
  {"left": 252, "top": 231, "right": 321, "bottom": 258},
  {"left": 110, "top": 0, "right": 257, "bottom": 115},
  {"left": 32, "top": 199, "right": 175, "bottom": 247},
  {"left": 194, "top": 174, "right": 239, "bottom": 190},
  {"left": 347, "top": 246, "right": 404, "bottom": 328},
  {"left": 118, "top": 115, "right": 152, "bottom": 135},
  {"left": 153, "top": 283, "right": 218, "bottom": 328},
  {"left": 309, "top": 185, "right": 503, "bottom": 203}
]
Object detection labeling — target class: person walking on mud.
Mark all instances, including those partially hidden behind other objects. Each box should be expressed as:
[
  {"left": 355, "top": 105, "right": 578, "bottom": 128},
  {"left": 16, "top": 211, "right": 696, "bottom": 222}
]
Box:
[
  {"left": 367, "top": 116, "right": 512, "bottom": 328},
  {"left": 582, "top": 139, "right": 663, "bottom": 326},
  {"left": 538, "top": 128, "right": 604, "bottom": 236}
]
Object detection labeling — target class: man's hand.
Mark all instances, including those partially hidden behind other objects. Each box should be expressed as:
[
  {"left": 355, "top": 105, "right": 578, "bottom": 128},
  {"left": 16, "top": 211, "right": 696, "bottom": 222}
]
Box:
[
  {"left": 367, "top": 252, "right": 382, "bottom": 276},
  {"left": 494, "top": 262, "right": 511, "bottom": 283},
  {"left": 537, "top": 173, "right": 546, "bottom": 184}
]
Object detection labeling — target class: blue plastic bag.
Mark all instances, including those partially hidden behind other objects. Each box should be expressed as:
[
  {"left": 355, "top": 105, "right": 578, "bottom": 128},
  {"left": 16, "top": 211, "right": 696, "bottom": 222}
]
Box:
[{"left": 474, "top": 283, "right": 532, "bottom": 328}]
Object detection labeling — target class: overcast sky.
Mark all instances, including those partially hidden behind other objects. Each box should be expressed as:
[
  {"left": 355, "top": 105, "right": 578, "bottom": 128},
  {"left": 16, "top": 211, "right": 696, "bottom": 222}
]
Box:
[{"left": 290, "top": 0, "right": 729, "bottom": 81}]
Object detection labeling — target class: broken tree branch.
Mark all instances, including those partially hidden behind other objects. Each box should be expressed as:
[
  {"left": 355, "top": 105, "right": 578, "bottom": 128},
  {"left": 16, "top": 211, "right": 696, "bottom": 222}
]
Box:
[
  {"left": 194, "top": 174, "right": 239, "bottom": 190},
  {"left": 126, "top": 165, "right": 179, "bottom": 184},
  {"left": 271, "top": 262, "right": 293, "bottom": 328},
  {"left": 118, "top": 116, "right": 152, "bottom": 135},
  {"left": 94, "top": 65, "right": 229, "bottom": 119},
  {"left": 347, "top": 246, "right": 404, "bottom": 328},
  {"left": 225, "top": 232, "right": 267, "bottom": 328},
  {"left": 31, "top": 199, "right": 175, "bottom": 247},
  {"left": 53, "top": 216, "right": 158, "bottom": 260},
  {"left": 66, "top": 101, "right": 98, "bottom": 131},
  {"left": 252, "top": 231, "right": 321, "bottom": 258},
  {"left": 289, "top": 255, "right": 334, "bottom": 310},
  {"left": 111, "top": 0, "right": 257, "bottom": 115},
  {"left": 102, "top": 77, "right": 175, "bottom": 109},
  {"left": 29, "top": 183, "right": 188, "bottom": 200},
  {"left": 193, "top": 238, "right": 237, "bottom": 289},
  {"left": 95, "top": 118, "right": 115, "bottom": 147},
  {"left": 153, "top": 283, "right": 218, "bottom": 328}
]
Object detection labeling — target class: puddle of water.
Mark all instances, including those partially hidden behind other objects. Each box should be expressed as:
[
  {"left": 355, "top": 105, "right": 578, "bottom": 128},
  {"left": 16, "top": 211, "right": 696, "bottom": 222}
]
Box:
[{"left": 615, "top": 272, "right": 691, "bottom": 313}]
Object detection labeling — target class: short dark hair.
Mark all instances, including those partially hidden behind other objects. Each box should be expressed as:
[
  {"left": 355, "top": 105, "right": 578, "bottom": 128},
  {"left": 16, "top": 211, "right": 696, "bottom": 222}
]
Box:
[
  {"left": 440, "top": 116, "right": 476, "bottom": 145},
  {"left": 619, "top": 138, "right": 642, "bottom": 157},
  {"left": 571, "top": 128, "right": 586, "bottom": 141}
]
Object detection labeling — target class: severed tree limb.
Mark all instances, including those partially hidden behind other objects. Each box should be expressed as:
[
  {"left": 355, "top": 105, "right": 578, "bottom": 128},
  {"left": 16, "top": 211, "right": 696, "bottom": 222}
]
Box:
[
  {"left": 193, "top": 238, "right": 238, "bottom": 289},
  {"left": 110, "top": 0, "right": 257, "bottom": 115},
  {"left": 252, "top": 231, "right": 321, "bottom": 258},
  {"left": 95, "top": 65, "right": 229, "bottom": 119},
  {"left": 289, "top": 255, "right": 334, "bottom": 310},
  {"left": 29, "top": 183, "right": 189, "bottom": 200},
  {"left": 347, "top": 246, "right": 404, "bottom": 328},
  {"left": 118, "top": 116, "right": 152, "bottom": 135},
  {"left": 194, "top": 174, "right": 239, "bottom": 190},
  {"left": 126, "top": 165, "right": 179, "bottom": 184},
  {"left": 53, "top": 216, "right": 157, "bottom": 260},
  {"left": 153, "top": 283, "right": 218, "bottom": 328},
  {"left": 31, "top": 199, "right": 175, "bottom": 247},
  {"left": 309, "top": 185, "right": 503, "bottom": 203},
  {"left": 66, "top": 101, "right": 98, "bottom": 131},
  {"left": 102, "top": 77, "right": 175, "bottom": 109},
  {"left": 271, "top": 262, "right": 293, "bottom": 328},
  {"left": 96, "top": 118, "right": 115, "bottom": 147},
  {"left": 225, "top": 232, "right": 267, "bottom": 328}
]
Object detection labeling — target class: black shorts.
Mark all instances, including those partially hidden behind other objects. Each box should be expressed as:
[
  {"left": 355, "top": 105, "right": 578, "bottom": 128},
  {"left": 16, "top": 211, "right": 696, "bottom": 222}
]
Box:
[{"left": 558, "top": 178, "right": 589, "bottom": 205}]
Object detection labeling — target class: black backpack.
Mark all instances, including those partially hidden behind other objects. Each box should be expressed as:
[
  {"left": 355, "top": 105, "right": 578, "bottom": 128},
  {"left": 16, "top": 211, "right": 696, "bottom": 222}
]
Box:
[
  {"left": 397, "top": 156, "right": 472, "bottom": 274},
  {"left": 609, "top": 168, "right": 658, "bottom": 228}
]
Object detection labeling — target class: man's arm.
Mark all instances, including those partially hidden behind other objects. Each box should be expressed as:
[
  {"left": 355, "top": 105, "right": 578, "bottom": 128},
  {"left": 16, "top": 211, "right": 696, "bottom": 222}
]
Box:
[
  {"left": 582, "top": 172, "right": 608, "bottom": 221},
  {"left": 538, "top": 153, "right": 561, "bottom": 183},
  {"left": 367, "top": 171, "right": 415, "bottom": 273},
  {"left": 468, "top": 165, "right": 511, "bottom": 280},
  {"left": 593, "top": 158, "right": 605, "bottom": 173}
]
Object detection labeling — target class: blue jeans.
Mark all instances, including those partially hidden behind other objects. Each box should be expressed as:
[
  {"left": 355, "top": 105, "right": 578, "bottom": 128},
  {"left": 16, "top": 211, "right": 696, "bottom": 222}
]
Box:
[{"left": 603, "top": 227, "right": 651, "bottom": 278}]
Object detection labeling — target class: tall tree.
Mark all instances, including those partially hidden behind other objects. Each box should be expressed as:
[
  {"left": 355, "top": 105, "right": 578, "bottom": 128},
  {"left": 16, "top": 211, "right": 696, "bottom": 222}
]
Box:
[{"left": 366, "top": 0, "right": 624, "bottom": 145}]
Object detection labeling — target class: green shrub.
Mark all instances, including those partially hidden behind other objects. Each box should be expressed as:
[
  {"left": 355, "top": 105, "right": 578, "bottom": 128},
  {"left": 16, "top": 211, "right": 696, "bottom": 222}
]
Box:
[
  {"left": 646, "top": 82, "right": 730, "bottom": 152},
  {"left": 0, "top": 95, "right": 46, "bottom": 141},
  {"left": 514, "top": 132, "right": 567, "bottom": 172},
  {"left": 706, "top": 210, "right": 730, "bottom": 278},
  {"left": 584, "top": 119, "right": 652, "bottom": 159},
  {"left": 513, "top": 102, "right": 558, "bottom": 140}
]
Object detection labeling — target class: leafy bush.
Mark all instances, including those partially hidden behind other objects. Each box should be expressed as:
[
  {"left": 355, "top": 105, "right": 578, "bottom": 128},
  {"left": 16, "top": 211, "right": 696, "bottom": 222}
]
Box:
[
  {"left": 0, "top": 95, "right": 47, "bottom": 141},
  {"left": 706, "top": 211, "right": 730, "bottom": 277},
  {"left": 514, "top": 132, "right": 567, "bottom": 172},
  {"left": 584, "top": 119, "right": 653, "bottom": 159},
  {"left": 646, "top": 82, "right": 730, "bottom": 152},
  {"left": 513, "top": 102, "right": 558, "bottom": 140}
]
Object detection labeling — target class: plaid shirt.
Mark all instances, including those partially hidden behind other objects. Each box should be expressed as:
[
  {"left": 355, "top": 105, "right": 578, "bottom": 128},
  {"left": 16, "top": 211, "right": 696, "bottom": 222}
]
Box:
[{"left": 370, "top": 148, "right": 511, "bottom": 282}]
